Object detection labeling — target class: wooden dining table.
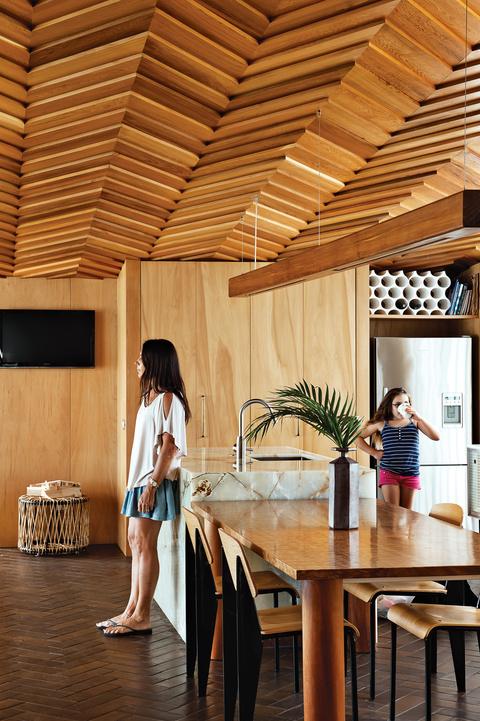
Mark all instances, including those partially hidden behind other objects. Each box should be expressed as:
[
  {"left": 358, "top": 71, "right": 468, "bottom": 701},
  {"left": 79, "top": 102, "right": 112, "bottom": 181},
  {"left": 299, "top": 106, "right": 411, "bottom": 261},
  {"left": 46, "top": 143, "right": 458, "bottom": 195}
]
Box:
[{"left": 194, "top": 498, "right": 480, "bottom": 721}]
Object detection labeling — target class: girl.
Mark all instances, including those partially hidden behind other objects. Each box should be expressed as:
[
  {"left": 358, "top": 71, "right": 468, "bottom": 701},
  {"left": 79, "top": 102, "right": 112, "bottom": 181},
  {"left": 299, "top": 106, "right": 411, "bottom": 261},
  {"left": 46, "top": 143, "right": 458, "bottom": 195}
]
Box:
[
  {"left": 356, "top": 387, "right": 439, "bottom": 509},
  {"left": 97, "top": 338, "right": 190, "bottom": 636}
]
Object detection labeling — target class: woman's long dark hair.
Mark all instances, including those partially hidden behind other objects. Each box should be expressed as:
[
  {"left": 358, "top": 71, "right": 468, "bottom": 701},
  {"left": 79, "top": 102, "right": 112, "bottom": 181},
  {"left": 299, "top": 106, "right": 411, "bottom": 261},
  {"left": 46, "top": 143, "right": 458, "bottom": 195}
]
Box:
[
  {"left": 368, "top": 387, "right": 411, "bottom": 447},
  {"left": 140, "top": 339, "right": 191, "bottom": 423}
]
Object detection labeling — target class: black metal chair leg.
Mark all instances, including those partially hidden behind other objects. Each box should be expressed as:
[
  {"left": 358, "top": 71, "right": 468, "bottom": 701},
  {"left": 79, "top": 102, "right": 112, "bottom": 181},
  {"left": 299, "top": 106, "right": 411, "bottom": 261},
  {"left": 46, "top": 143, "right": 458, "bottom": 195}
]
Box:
[
  {"left": 448, "top": 629, "right": 466, "bottom": 692},
  {"left": 431, "top": 630, "right": 437, "bottom": 674},
  {"left": 185, "top": 526, "right": 196, "bottom": 678},
  {"left": 349, "top": 631, "right": 359, "bottom": 721},
  {"left": 390, "top": 622, "right": 397, "bottom": 721},
  {"left": 274, "top": 591, "right": 280, "bottom": 671},
  {"left": 477, "top": 630, "right": 480, "bottom": 654},
  {"left": 425, "top": 636, "right": 432, "bottom": 721},
  {"left": 196, "top": 580, "right": 217, "bottom": 696},
  {"left": 237, "top": 565, "right": 263, "bottom": 721},
  {"left": 293, "top": 634, "right": 299, "bottom": 693},
  {"left": 222, "top": 549, "right": 238, "bottom": 721},
  {"left": 369, "top": 595, "right": 377, "bottom": 699}
]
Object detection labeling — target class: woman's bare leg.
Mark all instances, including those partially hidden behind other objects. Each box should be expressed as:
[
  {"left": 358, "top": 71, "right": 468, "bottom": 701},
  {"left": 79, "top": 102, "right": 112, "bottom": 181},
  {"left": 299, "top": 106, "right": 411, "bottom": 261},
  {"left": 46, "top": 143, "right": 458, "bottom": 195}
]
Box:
[
  {"left": 381, "top": 484, "right": 400, "bottom": 505},
  {"left": 399, "top": 487, "right": 416, "bottom": 510},
  {"left": 96, "top": 518, "right": 144, "bottom": 627},
  {"left": 105, "top": 517, "right": 162, "bottom": 634}
]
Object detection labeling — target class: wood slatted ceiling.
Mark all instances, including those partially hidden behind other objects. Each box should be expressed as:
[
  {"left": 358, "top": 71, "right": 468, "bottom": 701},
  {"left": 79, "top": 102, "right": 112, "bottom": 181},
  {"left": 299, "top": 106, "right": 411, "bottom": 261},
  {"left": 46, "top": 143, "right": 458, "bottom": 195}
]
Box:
[
  {"left": 0, "top": 0, "right": 480, "bottom": 276},
  {"left": 0, "top": 0, "right": 30, "bottom": 276},
  {"left": 285, "top": 1, "right": 480, "bottom": 270}
]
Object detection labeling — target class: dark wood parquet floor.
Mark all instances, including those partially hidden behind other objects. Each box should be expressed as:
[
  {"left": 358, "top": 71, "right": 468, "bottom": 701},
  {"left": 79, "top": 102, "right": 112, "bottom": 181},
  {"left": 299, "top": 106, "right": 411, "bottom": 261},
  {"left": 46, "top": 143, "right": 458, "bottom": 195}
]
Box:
[{"left": 1, "top": 546, "right": 480, "bottom": 721}]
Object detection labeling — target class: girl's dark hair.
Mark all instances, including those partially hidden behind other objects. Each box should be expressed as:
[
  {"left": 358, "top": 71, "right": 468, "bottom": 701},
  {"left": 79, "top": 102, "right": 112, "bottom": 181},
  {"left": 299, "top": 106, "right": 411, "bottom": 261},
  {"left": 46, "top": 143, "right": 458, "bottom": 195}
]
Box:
[
  {"left": 371, "top": 387, "right": 411, "bottom": 423},
  {"left": 140, "top": 339, "right": 191, "bottom": 423},
  {"left": 369, "top": 387, "right": 411, "bottom": 448}
]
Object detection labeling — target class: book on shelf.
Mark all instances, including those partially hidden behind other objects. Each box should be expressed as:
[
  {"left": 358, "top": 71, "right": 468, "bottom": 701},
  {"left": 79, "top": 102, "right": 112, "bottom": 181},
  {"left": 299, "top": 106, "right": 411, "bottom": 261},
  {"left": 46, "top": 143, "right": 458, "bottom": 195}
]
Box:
[{"left": 447, "top": 279, "right": 475, "bottom": 316}]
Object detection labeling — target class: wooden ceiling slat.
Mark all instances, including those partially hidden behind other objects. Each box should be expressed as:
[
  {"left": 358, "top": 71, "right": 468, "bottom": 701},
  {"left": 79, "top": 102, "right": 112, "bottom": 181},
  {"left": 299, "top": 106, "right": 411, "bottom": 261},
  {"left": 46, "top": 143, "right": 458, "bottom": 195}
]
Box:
[
  {"left": 144, "top": 34, "right": 238, "bottom": 97},
  {"left": 138, "top": 55, "right": 228, "bottom": 112},
  {"left": 256, "top": 1, "right": 397, "bottom": 59},
  {"left": 156, "top": 0, "right": 259, "bottom": 60},
  {"left": 246, "top": 23, "right": 382, "bottom": 76},
  {"left": 31, "top": 0, "right": 155, "bottom": 47},
  {"left": 233, "top": 44, "right": 366, "bottom": 95},
  {"left": 150, "top": 9, "right": 247, "bottom": 78}
]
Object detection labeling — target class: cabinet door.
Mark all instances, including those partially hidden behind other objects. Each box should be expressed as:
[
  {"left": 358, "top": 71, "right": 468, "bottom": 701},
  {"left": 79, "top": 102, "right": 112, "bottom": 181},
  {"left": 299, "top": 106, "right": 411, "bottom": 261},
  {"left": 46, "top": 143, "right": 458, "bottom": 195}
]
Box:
[
  {"left": 251, "top": 283, "right": 304, "bottom": 448},
  {"left": 141, "top": 262, "right": 197, "bottom": 449},
  {"left": 304, "top": 270, "right": 356, "bottom": 457},
  {"left": 196, "top": 262, "right": 251, "bottom": 447}
]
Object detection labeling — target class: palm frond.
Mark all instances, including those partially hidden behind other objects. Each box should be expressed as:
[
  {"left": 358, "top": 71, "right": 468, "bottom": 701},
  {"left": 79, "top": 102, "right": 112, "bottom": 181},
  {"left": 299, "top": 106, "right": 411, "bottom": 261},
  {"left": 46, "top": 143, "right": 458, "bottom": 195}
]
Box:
[{"left": 245, "top": 380, "right": 363, "bottom": 449}]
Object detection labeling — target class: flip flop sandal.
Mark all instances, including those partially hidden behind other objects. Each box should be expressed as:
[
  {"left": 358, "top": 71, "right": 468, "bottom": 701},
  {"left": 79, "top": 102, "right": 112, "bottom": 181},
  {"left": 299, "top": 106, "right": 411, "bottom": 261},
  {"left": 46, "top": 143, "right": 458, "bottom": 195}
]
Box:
[
  {"left": 103, "top": 624, "right": 153, "bottom": 637},
  {"left": 95, "top": 619, "right": 118, "bottom": 630}
]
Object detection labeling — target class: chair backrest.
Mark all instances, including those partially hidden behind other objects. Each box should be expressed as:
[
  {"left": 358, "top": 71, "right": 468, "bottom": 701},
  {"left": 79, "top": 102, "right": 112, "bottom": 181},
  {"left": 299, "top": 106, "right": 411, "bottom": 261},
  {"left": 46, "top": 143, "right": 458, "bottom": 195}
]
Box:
[
  {"left": 429, "top": 502, "right": 463, "bottom": 527},
  {"left": 182, "top": 506, "right": 214, "bottom": 564},
  {"left": 218, "top": 528, "right": 258, "bottom": 598}
]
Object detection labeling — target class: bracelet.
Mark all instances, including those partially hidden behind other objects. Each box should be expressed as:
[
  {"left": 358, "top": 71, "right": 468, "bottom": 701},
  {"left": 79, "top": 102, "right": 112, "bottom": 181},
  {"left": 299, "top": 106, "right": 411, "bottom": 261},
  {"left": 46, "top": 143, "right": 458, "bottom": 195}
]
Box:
[{"left": 148, "top": 476, "right": 159, "bottom": 488}]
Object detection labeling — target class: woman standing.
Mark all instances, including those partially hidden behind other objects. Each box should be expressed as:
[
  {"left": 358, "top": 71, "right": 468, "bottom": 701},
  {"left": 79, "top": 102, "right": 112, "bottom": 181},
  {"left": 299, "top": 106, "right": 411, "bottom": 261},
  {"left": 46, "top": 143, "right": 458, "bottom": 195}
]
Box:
[
  {"left": 97, "top": 338, "right": 190, "bottom": 636},
  {"left": 355, "top": 387, "right": 439, "bottom": 509}
]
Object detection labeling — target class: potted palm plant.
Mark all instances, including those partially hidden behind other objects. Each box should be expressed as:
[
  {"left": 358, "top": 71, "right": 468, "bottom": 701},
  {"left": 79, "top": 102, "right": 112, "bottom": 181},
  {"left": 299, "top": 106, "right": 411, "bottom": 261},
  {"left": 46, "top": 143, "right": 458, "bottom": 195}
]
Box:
[{"left": 245, "top": 380, "right": 363, "bottom": 529}]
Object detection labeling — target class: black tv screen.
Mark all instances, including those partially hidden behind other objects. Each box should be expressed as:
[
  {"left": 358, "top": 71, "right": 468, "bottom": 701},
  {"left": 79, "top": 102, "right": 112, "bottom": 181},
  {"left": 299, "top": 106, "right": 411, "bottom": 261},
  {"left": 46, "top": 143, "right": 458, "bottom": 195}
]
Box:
[{"left": 0, "top": 310, "right": 95, "bottom": 367}]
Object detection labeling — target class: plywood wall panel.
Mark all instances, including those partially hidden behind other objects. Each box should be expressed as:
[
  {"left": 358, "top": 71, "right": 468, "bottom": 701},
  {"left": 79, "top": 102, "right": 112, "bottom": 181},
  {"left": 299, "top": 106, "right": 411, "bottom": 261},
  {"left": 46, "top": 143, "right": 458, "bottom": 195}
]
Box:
[
  {"left": 140, "top": 261, "right": 197, "bottom": 449},
  {"left": 0, "top": 277, "right": 117, "bottom": 546},
  {"left": 251, "top": 279, "right": 304, "bottom": 447},
  {"left": 303, "top": 270, "right": 356, "bottom": 457},
  {"left": 196, "top": 262, "right": 251, "bottom": 447},
  {"left": 71, "top": 278, "right": 117, "bottom": 544}
]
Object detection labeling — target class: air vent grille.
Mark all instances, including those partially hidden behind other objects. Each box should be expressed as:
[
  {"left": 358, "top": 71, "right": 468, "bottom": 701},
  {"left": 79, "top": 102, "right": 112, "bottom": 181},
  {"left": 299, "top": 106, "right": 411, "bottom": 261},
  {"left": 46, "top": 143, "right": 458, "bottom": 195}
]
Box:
[{"left": 467, "top": 446, "right": 480, "bottom": 518}]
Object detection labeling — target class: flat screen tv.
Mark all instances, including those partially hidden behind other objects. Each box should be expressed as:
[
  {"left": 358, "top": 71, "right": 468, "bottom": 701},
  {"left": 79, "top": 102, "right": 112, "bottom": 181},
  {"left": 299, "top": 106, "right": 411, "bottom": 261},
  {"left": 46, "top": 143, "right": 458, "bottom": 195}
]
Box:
[{"left": 0, "top": 310, "right": 95, "bottom": 367}]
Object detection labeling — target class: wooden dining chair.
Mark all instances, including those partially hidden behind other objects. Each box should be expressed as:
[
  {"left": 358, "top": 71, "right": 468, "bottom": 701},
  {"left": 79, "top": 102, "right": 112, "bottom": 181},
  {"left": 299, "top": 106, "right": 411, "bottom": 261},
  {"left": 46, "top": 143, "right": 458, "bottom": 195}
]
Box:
[
  {"left": 344, "top": 502, "right": 463, "bottom": 699},
  {"left": 388, "top": 598, "right": 480, "bottom": 721},
  {"left": 219, "top": 527, "right": 360, "bottom": 721},
  {"left": 182, "top": 507, "right": 299, "bottom": 697}
]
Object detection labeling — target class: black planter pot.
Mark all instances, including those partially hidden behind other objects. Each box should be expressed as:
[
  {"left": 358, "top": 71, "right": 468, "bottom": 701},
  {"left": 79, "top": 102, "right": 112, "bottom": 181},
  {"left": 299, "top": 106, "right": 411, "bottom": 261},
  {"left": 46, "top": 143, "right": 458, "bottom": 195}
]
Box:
[{"left": 328, "top": 448, "right": 359, "bottom": 530}]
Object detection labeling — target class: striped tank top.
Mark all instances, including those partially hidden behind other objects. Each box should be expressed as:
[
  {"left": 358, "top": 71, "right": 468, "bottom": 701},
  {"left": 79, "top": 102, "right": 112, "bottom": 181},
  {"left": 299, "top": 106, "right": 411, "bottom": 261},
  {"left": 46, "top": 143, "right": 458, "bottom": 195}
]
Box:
[{"left": 380, "top": 421, "right": 419, "bottom": 476}]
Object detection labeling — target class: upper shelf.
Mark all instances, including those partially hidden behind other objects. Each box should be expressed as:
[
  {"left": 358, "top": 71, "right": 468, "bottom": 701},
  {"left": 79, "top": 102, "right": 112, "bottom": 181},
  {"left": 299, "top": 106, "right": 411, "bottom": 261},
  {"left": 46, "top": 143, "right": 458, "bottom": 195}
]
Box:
[{"left": 370, "top": 315, "right": 477, "bottom": 320}]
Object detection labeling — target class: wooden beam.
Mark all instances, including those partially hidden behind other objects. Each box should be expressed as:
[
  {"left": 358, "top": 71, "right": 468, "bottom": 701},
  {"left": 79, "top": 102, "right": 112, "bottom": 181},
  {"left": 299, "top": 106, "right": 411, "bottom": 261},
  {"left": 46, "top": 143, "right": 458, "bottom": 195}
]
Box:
[{"left": 229, "top": 190, "right": 480, "bottom": 296}]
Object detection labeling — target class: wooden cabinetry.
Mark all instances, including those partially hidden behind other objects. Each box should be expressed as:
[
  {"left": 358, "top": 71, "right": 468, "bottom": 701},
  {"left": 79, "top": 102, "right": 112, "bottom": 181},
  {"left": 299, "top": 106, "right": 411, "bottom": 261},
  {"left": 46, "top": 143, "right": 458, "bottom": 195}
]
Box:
[
  {"left": 138, "top": 261, "right": 366, "bottom": 456},
  {"left": 141, "top": 261, "right": 250, "bottom": 449},
  {"left": 141, "top": 262, "right": 197, "bottom": 449},
  {"left": 251, "top": 281, "right": 304, "bottom": 447},
  {"left": 196, "top": 262, "right": 251, "bottom": 447},
  {"left": 304, "top": 270, "right": 357, "bottom": 457}
]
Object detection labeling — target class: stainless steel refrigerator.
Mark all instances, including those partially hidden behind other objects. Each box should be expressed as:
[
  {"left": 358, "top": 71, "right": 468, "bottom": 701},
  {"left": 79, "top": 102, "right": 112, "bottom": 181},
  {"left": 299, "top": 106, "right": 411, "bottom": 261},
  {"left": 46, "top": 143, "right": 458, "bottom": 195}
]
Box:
[{"left": 373, "top": 336, "right": 474, "bottom": 525}]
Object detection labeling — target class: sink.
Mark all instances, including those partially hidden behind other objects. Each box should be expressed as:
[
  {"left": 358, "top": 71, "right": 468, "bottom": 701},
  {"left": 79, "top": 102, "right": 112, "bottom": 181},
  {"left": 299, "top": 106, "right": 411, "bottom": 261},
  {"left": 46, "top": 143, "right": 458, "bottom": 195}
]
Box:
[{"left": 251, "top": 454, "right": 312, "bottom": 461}]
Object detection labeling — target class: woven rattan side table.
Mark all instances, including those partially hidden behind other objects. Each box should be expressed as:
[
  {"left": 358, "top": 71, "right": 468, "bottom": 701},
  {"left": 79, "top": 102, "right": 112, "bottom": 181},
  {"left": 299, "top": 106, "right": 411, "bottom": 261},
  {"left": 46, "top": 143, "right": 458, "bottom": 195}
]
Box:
[{"left": 18, "top": 495, "right": 89, "bottom": 555}]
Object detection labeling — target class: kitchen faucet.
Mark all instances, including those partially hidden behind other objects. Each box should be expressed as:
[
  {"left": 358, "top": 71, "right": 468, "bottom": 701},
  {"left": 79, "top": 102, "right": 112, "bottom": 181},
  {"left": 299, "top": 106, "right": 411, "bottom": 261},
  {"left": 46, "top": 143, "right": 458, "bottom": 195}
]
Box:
[{"left": 235, "top": 398, "right": 273, "bottom": 470}]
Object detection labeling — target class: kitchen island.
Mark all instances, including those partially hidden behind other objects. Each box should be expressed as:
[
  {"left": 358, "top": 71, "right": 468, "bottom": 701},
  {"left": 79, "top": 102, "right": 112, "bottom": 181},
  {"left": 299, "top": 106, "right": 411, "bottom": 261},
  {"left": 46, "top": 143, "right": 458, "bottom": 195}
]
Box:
[{"left": 154, "top": 447, "right": 376, "bottom": 639}]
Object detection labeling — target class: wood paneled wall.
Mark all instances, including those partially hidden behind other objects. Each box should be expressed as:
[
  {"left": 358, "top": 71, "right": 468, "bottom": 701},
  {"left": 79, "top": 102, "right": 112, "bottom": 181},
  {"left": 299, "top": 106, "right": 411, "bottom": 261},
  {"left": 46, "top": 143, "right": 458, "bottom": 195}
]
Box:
[
  {"left": 133, "top": 261, "right": 369, "bottom": 460},
  {"left": 0, "top": 277, "right": 117, "bottom": 547}
]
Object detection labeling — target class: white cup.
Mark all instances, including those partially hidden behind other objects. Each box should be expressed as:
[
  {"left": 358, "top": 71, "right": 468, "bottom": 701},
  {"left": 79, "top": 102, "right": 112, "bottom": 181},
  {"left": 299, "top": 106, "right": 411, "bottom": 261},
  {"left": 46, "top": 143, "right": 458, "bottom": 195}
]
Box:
[{"left": 397, "top": 402, "right": 411, "bottom": 419}]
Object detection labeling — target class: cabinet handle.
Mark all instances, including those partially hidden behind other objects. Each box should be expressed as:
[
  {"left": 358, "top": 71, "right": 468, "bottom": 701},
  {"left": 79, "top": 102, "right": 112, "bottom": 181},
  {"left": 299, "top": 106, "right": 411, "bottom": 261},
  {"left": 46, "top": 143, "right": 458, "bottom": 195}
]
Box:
[
  {"left": 296, "top": 418, "right": 300, "bottom": 437},
  {"left": 201, "top": 395, "right": 206, "bottom": 438}
]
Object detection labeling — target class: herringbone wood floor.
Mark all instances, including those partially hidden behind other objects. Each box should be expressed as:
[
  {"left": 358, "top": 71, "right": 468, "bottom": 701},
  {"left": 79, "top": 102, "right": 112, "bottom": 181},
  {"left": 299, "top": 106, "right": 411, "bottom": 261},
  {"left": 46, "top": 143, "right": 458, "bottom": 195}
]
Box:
[{"left": 1, "top": 546, "right": 480, "bottom": 721}]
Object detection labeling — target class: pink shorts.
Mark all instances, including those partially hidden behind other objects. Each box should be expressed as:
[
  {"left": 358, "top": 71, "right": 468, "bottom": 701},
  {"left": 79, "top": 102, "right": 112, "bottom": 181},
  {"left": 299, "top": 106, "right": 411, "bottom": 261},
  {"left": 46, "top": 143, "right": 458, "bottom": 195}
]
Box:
[{"left": 379, "top": 468, "right": 421, "bottom": 490}]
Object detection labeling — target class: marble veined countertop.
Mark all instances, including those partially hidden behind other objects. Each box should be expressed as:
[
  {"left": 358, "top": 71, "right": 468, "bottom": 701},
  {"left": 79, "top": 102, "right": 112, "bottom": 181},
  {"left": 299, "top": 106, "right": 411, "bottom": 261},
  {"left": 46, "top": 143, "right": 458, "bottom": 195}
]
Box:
[{"left": 183, "top": 445, "right": 360, "bottom": 474}]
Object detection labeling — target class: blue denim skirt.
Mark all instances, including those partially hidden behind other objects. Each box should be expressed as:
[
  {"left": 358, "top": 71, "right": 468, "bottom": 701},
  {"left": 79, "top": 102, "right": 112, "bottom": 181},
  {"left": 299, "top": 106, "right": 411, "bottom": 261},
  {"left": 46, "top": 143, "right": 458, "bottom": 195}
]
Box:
[{"left": 121, "top": 480, "right": 179, "bottom": 521}]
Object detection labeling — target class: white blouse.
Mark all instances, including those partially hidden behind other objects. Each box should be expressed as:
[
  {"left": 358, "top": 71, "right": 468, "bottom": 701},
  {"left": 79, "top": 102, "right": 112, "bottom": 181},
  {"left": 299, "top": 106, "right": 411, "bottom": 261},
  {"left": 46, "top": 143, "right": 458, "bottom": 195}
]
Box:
[{"left": 127, "top": 392, "right": 187, "bottom": 490}]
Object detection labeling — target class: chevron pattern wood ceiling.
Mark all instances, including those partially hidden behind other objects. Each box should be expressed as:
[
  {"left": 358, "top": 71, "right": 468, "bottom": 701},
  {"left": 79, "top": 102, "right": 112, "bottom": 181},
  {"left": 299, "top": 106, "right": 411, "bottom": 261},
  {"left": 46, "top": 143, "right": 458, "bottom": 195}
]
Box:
[{"left": 1, "top": 0, "right": 480, "bottom": 278}]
